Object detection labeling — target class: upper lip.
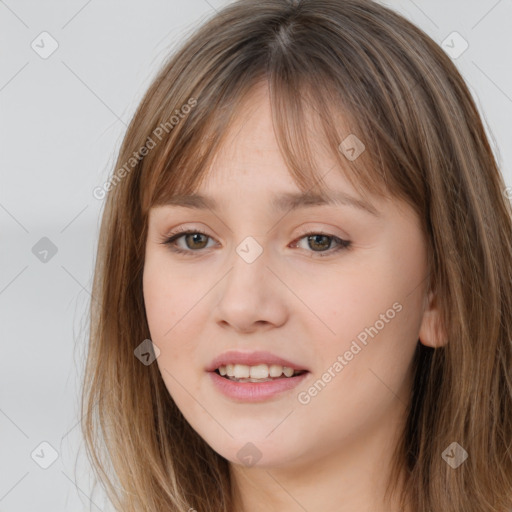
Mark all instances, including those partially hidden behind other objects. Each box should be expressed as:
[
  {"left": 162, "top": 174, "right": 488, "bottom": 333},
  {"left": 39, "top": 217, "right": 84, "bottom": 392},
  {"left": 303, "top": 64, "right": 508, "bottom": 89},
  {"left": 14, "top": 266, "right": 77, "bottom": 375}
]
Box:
[{"left": 206, "top": 350, "right": 309, "bottom": 372}]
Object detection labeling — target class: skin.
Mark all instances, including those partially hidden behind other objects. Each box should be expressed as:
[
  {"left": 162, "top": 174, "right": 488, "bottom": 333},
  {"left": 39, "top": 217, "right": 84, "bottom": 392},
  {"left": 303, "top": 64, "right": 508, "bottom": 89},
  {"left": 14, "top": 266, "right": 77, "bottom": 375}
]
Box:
[{"left": 143, "top": 82, "right": 445, "bottom": 512}]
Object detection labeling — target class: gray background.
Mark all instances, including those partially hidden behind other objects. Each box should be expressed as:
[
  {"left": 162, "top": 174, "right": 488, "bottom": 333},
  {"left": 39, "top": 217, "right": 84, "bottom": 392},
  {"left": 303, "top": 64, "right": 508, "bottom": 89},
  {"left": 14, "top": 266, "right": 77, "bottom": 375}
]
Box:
[{"left": 1, "top": 1, "right": 510, "bottom": 511}]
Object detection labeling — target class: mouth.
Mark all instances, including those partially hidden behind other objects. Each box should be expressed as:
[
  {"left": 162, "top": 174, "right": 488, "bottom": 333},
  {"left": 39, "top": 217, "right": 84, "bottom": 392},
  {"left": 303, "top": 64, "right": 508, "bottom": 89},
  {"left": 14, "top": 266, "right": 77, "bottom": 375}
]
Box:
[
  {"left": 206, "top": 352, "right": 311, "bottom": 401},
  {"left": 208, "top": 364, "right": 310, "bottom": 402},
  {"left": 212, "top": 363, "right": 309, "bottom": 383}
]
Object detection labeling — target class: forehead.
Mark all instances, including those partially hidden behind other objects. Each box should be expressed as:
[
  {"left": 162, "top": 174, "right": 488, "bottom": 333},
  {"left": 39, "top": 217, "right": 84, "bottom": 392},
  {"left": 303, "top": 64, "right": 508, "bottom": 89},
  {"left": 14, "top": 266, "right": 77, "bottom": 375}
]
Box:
[
  {"left": 147, "top": 80, "right": 393, "bottom": 219},
  {"left": 209, "top": 81, "right": 350, "bottom": 162},
  {"left": 184, "top": 84, "right": 370, "bottom": 196}
]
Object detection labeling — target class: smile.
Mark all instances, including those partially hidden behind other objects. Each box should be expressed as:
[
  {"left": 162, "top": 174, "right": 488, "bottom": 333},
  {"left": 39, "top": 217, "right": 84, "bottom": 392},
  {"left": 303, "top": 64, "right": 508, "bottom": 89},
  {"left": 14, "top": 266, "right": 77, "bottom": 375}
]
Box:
[
  {"left": 208, "top": 367, "right": 310, "bottom": 402},
  {"left": 217, "top": 363, "right": 307, "bottom": 381}
]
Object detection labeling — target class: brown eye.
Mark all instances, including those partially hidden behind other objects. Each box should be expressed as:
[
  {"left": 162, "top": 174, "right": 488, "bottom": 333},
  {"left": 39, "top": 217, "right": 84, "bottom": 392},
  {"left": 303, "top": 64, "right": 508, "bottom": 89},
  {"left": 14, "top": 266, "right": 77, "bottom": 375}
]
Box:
[
  {"left": 306, "top": 234, "right": 332, "bottom": 251},
  {"left": 292, "top": 232, "right": 352, "bottom": 257},
  {"left": 182, "top": 233, "right": 209, "bottom": 250},
  {"left": 161, "top": 229, "right": 216, "bottom": 255}
]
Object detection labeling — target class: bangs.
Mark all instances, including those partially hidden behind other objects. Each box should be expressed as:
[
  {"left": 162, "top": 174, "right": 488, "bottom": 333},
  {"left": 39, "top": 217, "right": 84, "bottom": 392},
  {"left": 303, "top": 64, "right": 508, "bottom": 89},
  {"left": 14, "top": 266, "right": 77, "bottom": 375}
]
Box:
[{"left": 142, "top": 66, "right": 407, "bottom": 218}]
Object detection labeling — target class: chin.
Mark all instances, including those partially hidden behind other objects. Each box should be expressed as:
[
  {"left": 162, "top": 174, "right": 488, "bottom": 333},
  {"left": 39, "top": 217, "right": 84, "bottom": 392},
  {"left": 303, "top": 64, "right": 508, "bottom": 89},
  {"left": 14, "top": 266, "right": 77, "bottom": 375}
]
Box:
[{"left": 198, "top": 428, "right": 305, "bottom": 469}]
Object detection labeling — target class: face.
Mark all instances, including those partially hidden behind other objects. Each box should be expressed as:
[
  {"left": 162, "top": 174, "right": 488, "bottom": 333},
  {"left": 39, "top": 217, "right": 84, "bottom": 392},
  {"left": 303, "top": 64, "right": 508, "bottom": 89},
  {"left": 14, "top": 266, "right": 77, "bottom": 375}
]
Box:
[{"left": 143, "top": 83, "right": 430, "bottom": 470}]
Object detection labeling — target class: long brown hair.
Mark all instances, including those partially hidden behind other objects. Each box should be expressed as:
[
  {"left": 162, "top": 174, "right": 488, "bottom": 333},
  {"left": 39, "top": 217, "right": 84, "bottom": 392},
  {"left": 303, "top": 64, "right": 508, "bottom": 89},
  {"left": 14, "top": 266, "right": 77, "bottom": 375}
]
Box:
[{"left": 81, "top": 0, "right": 512, "bottom": 510}]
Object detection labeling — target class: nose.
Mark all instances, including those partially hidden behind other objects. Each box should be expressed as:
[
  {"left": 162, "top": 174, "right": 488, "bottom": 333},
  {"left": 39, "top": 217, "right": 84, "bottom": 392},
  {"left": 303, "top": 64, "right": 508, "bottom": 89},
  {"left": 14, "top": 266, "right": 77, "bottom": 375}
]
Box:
[{"left": 212, "top": 240, "right": 289, "bottom": 333}]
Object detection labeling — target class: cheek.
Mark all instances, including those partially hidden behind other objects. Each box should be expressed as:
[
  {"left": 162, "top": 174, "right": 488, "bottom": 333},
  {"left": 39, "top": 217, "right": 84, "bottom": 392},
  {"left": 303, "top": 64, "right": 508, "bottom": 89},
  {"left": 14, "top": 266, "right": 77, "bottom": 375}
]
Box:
[
  {"left": 341, "top": 253, "right": 425, "bottom": 400},
  {"left": 142, "top": 258, "right": 207, "bottom": 397},
  {"left": 143, "top": 261, "right": 193, "bottom": 366},
  {"left": 308, "top": 239, "right": 426, "bottom": 385},
  {"left": 143, "top": 252, "right": 201, "bottom": 336},
  {"left": 142, "top": 267, "right": 171, "bottom": 340},
  {"left": 294, "top": 260, "right": 418, "bottom": 348}
]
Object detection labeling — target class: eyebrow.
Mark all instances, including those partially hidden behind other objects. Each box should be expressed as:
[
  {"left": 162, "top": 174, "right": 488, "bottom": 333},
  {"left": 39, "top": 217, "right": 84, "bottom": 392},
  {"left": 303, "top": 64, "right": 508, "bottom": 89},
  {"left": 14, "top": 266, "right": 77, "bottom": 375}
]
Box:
[{"left": 161, "top": 190, "right": 380, "bottom": 216}]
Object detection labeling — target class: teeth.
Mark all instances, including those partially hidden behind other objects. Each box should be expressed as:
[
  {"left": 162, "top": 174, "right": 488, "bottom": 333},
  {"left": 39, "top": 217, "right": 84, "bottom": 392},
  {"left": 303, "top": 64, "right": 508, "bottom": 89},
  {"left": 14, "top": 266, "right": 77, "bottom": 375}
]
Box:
[
  {"left": 234, "top": 365, "right": 250, "bottom": 379},
  {"left": 217, "top": 363, "right": 300, "bottom": 379},
  {"left": 269, "top": 364, "right": 284, "bottom": 377},
  {"left": 249, "top": 364, "right": 268, "bottom": 379},
  {"left": 283, "top": 367, "right": 294, "bottom": 377}
]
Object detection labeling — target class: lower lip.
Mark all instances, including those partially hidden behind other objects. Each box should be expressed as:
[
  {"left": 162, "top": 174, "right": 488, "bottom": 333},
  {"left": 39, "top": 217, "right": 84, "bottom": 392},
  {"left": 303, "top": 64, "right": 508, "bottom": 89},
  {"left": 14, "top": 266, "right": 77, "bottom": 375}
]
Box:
[{"left": 208, "top": 371, "right": 309, "bottom": 402}]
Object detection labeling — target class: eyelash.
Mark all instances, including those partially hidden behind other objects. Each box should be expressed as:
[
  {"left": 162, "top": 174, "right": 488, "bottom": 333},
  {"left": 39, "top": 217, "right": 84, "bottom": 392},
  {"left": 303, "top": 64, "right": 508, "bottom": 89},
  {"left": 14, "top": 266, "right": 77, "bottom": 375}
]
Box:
[{"left": 159, "top": 226, "right": 352, "bottom": 258}]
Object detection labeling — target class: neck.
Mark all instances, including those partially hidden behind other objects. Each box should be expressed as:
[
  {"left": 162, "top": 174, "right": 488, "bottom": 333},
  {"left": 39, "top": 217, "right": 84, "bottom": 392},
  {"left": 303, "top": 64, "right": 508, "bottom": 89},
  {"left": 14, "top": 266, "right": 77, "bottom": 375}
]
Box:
[{"left": 229, "top": 399, "right": 411, "bottom": 512}]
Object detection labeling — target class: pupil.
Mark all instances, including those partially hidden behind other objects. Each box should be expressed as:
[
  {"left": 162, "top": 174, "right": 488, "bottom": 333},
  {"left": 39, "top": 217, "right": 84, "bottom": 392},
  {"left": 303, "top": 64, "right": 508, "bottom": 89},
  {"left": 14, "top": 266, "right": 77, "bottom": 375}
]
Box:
[
  {"left": 187, "top": 233, "right": 207, "bottom": 249},
  {"left": 309, "top": 234, "right": 330, "bottom": 251}
]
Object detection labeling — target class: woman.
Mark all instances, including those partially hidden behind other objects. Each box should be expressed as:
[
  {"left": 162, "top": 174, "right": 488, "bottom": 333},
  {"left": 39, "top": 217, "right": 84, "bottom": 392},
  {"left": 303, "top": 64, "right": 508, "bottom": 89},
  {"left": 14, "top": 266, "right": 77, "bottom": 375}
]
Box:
[{"left": 81, "top": 1, "right": 512, "bottom": 510}]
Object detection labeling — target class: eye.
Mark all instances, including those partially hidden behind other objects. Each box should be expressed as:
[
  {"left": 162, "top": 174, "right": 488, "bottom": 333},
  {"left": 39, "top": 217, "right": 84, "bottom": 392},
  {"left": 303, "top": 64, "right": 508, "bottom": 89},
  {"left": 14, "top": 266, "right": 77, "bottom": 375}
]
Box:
[
  {"left": 160, "top": 227, "right": 352, "bottom": 257},
  {"left": 161, "top": 227, "right": 215, "bottom": 255},
  {"left": 291, "top": 230, "right": 352, "bottom": 257}
]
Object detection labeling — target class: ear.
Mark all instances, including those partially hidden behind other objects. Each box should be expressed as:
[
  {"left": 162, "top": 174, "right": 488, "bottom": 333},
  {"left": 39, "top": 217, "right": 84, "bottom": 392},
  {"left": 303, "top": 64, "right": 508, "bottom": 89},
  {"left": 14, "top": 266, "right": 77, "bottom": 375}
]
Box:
[{"left": 418, "top": 289, "right": 447, "bottom": 348}]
